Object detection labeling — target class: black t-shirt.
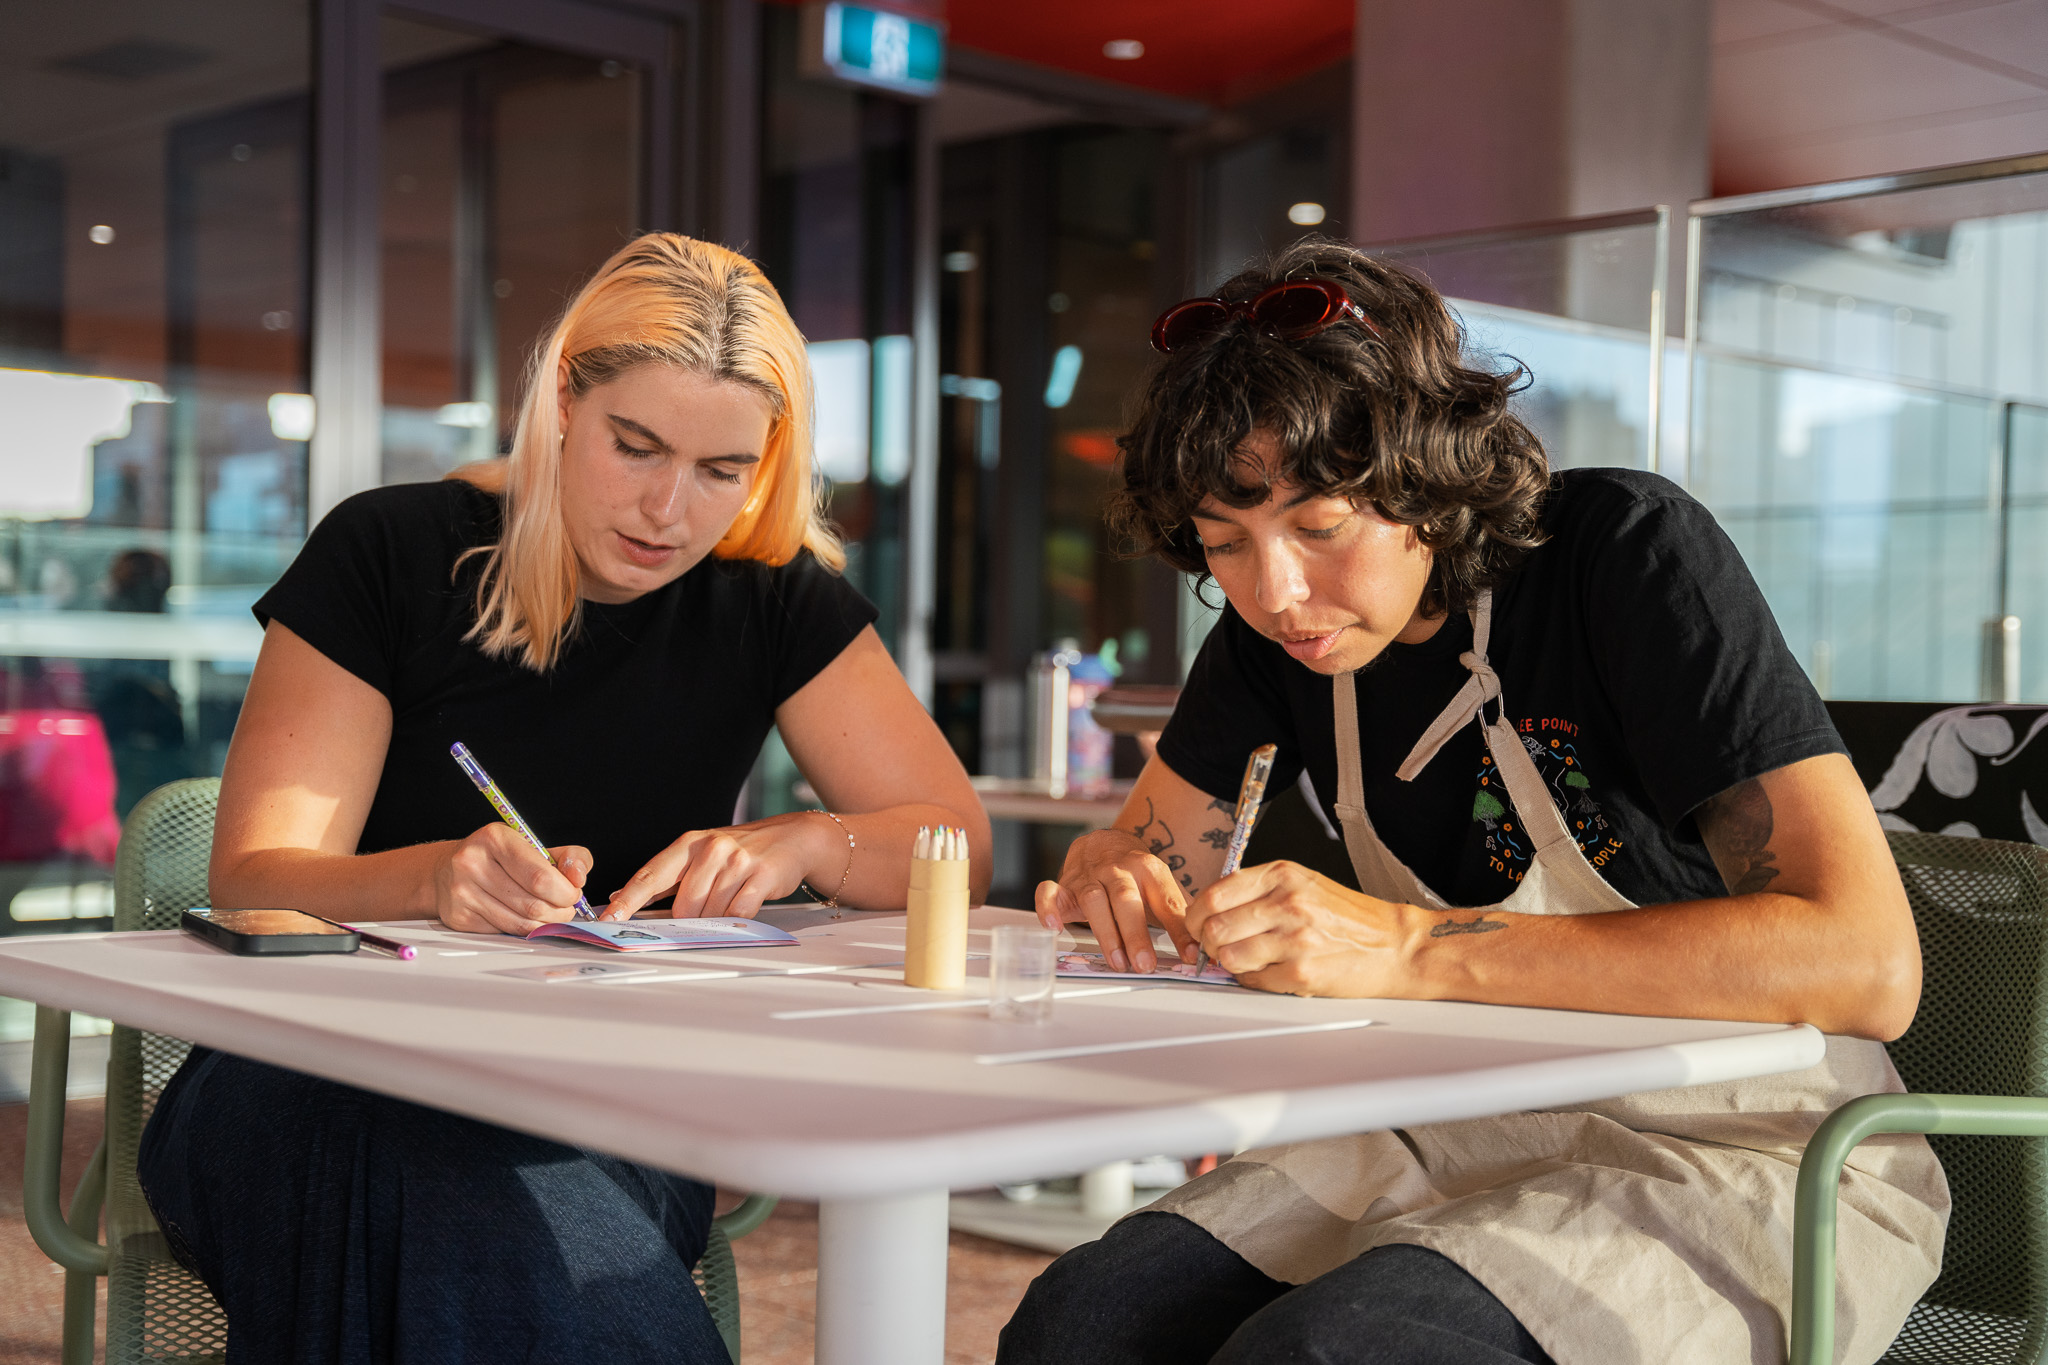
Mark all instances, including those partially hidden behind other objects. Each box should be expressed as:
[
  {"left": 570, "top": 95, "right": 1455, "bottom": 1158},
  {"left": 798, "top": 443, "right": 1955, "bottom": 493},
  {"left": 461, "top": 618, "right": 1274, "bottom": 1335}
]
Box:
[
  {"left": 254, "top": 480, "right": 878, "bottom": 903},
  {"left": 1157, "top": 467, "right": 1843, "bottom": 909}
]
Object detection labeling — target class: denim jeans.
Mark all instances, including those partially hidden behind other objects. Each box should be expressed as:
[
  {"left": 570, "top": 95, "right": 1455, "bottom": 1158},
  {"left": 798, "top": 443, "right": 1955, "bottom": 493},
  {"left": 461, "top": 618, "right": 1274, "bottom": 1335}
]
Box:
[
  {"left": 139, "top": 1047, "right": 729, "bottom": 1365},
  {"left": 997, "top": 1210, "right": 1557, "bottom": 1365}
]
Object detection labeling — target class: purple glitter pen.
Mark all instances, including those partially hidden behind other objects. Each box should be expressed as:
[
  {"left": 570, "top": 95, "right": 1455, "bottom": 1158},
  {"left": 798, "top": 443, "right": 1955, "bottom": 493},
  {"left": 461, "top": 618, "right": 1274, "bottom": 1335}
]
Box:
[{"left": 449, "top": 741, "right": 595, "bottom": 920}]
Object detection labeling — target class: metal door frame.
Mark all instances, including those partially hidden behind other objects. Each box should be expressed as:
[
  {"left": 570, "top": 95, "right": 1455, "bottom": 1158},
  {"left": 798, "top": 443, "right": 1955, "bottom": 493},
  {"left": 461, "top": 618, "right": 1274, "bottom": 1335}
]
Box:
[{"left": 308, "top": 0, "right": 695, "bottom": 523}]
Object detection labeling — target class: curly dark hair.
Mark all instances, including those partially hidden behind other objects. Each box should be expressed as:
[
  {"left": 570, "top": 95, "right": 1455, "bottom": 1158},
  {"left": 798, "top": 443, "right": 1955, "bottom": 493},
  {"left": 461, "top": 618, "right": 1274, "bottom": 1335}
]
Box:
[{"left": 1111, "top": 239, "right": 1550, "bottom": 617}]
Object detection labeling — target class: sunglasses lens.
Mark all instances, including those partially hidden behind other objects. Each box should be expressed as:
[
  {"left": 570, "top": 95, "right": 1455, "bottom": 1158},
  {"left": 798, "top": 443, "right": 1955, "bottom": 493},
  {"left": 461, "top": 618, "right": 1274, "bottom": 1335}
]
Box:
[
  {"left": 1153, "top": 300, "right": 1232, "bottom": 352},
  {"left": 1255, "top": 283, "right": 1341, "bottom": 338}
]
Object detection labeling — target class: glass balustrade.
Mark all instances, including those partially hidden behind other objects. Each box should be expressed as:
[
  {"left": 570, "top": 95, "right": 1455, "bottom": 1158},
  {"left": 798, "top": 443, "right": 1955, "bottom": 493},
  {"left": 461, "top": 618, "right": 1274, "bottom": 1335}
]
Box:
[
  {"left": 1369, "top": 207, "right": 1673, "bottom": 474},
  {"left": 1687, "top": 157, "right": 2048, "bottom": 702}
]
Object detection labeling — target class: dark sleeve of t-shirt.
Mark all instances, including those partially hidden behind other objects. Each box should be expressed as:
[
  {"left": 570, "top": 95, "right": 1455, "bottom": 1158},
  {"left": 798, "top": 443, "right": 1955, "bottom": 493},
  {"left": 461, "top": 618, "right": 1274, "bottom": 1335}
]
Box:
[
  {"left": 760, "top": 552, "right": 882, "bottom": 708},
  {"left": 1155, "top": 606, "right": 1308, "bottom": 803},
  {"left": 1574, "top": 483, "right": 1843, "bottom": 827},
  {"left": 252, "top": 485, "right": 428, "bottom": 698}
]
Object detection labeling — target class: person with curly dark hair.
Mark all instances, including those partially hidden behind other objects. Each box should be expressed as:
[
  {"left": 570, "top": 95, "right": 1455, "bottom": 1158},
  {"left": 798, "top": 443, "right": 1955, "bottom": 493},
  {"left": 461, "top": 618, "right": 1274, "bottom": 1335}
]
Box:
[{"left": 999, "top": 241, "right": 1946, "bottom": 1365}]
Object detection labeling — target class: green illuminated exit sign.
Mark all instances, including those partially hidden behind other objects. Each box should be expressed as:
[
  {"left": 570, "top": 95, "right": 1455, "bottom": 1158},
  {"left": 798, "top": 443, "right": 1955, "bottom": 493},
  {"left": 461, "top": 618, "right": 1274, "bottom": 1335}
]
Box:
[{"left": 800, "top": 3, "right": 944, "bottom": 99}]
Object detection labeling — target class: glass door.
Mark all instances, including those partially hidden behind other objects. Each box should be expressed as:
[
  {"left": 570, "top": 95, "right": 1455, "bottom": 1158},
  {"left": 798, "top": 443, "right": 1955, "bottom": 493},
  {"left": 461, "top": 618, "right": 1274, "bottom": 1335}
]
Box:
[{"left": 377, "top": 4, "right": 665, "bottom": 479}]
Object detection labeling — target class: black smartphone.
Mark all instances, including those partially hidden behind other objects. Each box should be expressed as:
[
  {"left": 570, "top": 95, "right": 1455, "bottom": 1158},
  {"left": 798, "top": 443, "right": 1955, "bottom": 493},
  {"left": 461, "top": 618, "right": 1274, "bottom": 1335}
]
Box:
[{"left": 181, "top": 908, "right": 362, "bottom": 956}]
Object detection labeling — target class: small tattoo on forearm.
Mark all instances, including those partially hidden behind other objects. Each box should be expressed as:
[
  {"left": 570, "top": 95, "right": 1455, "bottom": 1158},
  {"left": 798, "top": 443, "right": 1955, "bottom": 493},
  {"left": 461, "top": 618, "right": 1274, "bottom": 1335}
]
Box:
[{"left": 1430, "top": 915, "right": 1506, "bottom": 937}]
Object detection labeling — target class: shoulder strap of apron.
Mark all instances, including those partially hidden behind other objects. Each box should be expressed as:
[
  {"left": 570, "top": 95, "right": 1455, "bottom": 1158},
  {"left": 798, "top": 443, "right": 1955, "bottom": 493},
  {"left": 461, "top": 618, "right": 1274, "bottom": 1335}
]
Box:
[
  {"left": 1332, "top": 591, "right": 1633, "bottom": 913},
  {"left": 1332, "top": 664, "right": 1443, "bottom": 907}
]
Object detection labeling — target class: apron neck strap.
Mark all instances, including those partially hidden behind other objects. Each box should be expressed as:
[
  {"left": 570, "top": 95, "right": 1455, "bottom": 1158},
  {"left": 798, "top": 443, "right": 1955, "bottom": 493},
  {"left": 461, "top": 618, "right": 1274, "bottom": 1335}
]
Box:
[{"left": 1393, "top": 590, "right": 1500, "bottom": 783}]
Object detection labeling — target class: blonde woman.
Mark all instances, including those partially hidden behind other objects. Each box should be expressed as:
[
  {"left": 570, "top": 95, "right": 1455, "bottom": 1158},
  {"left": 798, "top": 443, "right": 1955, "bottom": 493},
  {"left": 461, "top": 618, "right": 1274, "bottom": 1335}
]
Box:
[{"left": 139, "top": 234, "right": 989, "bottom": 1362}]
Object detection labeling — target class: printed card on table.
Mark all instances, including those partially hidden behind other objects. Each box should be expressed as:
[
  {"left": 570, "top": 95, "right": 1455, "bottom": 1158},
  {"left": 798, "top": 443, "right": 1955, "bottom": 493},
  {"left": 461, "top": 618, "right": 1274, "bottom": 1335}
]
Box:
[
  {"left": 527, "top": 918, "right": 799, "bottom": 952},
  {"left": 1054, "top": 951, "right": 1242, "bottom": 987}
]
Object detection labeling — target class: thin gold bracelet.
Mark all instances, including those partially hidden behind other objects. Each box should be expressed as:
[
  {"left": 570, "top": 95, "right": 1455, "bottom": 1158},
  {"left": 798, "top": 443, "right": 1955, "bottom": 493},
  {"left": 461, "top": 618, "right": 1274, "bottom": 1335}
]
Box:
[{"left": 806, "top": 810, "right": 855, "bottom": 909}]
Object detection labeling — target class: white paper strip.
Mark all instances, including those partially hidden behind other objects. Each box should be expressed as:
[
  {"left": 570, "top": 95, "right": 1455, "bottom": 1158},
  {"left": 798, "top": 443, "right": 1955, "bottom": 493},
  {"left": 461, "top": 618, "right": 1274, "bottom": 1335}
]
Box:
[
  {"left": 974, "top": 1018, "right": 1376, "bottom": 1066},
  {"left": 769, "top": 984, "right": 1133, "bottom": 1020}
]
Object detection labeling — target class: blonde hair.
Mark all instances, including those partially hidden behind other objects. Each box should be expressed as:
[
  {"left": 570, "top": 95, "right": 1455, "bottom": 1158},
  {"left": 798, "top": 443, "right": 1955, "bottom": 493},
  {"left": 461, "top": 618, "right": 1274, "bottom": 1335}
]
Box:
[{"left": 449, "top": 233, "right": 843, "bottom": 671}]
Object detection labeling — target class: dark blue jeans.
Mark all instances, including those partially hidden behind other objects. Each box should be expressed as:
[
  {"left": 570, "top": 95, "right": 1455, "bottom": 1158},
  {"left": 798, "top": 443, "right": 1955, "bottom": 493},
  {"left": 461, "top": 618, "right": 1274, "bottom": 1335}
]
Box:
[
  {"left": 139, "top": 1047, "right": 729, "bottom": 1365},
  {"left": 998, "top": 1211, "right": 1557, "bottom": 1365}
]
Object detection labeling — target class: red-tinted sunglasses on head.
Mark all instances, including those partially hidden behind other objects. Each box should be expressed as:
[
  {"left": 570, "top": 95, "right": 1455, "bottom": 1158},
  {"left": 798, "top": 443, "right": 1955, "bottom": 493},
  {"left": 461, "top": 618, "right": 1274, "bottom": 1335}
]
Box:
[{"left": 1149, "top": 279, "right": 1383, "bottom": 354}]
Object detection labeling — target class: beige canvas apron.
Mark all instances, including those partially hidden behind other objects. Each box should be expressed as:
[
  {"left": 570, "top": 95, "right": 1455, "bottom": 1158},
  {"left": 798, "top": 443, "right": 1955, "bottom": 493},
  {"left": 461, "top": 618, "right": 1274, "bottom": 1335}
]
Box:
[{"left": 1148, "top": 592, "right": 1949, "bottom": 1365}]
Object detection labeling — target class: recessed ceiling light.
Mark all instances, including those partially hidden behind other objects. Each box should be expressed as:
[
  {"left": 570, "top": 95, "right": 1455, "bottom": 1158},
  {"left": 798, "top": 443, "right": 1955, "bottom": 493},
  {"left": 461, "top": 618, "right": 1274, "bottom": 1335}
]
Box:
[
  {"left": 88, "top": 225, "right": 116, "bottom": 245},
  {"left": 1288, "top": 202, "right": 1327, "bottom": 226},
  {"left": 1103, "top": 39, "right": 1144, "bottom": 60}
]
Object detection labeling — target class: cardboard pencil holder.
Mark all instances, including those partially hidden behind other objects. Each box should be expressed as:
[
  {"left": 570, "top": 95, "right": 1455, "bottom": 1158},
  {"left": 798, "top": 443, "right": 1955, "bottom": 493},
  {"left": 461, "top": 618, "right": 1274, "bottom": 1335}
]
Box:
[{"left": 904, "top": 853, "right": 970, "bottom": 989}]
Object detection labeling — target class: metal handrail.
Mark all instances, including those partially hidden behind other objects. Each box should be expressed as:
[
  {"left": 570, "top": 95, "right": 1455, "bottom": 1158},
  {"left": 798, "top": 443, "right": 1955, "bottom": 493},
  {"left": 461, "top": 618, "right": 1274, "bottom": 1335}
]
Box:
[
  {"left": 1691, "top": 150, "right": 2048, "bottom": 219},
  {"left": 1364, "top": 204, "right": 1673, "bottom": 474},
  {"left": 1362, "top": 205, "right": 1666, "bottom": 256}
]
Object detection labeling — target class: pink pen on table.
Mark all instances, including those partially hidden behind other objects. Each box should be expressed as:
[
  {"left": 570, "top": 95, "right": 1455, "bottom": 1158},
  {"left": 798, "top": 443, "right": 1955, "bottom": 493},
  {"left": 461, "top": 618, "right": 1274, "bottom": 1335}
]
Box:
[{"left": 355, "top": 929, "right": 417, "bottom": 961}]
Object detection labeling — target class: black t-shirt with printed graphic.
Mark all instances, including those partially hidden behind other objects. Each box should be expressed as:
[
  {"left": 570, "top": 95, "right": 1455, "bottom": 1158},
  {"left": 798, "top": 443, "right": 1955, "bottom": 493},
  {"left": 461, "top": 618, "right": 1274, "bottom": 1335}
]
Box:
[
  {"left": 252, "top": 480, "right": 877, "bottom": 905},
  {"left": 1156, "top": 467, "right": 1843, "bottom": 909}
]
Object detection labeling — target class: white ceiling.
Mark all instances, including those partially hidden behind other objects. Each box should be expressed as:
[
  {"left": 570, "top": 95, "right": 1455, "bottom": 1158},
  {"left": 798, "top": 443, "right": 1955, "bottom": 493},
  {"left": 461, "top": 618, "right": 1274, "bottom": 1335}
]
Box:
[{"left": 1714, "top": 0, "right": 2048, "bottom": 194}]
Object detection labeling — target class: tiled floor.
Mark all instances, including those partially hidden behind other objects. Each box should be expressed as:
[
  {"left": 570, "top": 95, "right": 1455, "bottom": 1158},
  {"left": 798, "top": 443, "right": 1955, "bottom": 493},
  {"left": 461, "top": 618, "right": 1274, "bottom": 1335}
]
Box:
[
  {"left": 0, "top": 1098, "right": 107, "bottom": 1364},
  {"left": 0, "top": 1099, "right": 1053, "bottom": 1364},
  {"left": 729, "top": 1199, "right": 1053, "bottom": 1365}
]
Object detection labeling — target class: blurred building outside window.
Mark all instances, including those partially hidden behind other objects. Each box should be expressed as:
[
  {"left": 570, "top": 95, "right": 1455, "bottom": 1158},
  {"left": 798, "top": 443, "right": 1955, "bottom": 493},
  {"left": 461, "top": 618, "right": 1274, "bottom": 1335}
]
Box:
[{"left": 0, "top": 1, "right": 313, "bottom": 1046}]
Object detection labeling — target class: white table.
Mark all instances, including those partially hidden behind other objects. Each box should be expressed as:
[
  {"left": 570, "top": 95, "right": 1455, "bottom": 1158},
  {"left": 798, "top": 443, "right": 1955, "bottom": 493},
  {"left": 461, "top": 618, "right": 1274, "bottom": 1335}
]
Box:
[{"left": 0, "top": 907, "right": 1825, "bottom": 1363}]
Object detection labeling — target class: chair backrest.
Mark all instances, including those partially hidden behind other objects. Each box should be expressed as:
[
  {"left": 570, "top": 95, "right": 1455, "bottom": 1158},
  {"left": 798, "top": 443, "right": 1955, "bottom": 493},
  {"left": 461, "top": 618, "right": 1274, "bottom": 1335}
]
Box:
[
  {"left": 1884, "top": 830, "right": 2048, "bottom": 1363},
  {"left": 1829, "top": 701, "right": 2048, "bottom": 845},
  {"left": 105, "top": 778, "right": 229, "bottom": 1364},
  {"left": 114, "top": 778, "right": 219, "bottom": 934}
]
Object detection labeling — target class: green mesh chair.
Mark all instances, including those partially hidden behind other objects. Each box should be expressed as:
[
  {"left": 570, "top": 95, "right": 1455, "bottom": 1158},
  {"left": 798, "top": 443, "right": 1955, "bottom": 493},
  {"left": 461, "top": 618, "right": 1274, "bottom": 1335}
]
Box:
[
  {"left": 25, "top": 777, "right": 777, "bottom": 1365},
  {"left": 1792, "top": 830, "right": 2048, "bottom": 1365}
]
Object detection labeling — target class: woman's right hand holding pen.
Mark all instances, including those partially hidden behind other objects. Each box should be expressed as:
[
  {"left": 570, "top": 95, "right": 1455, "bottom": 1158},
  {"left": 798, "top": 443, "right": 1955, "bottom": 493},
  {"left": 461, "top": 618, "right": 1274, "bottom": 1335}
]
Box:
[
  {"left": 1034, "top": 828, "right": 1197, "bottom": 974},
  {"left": 433, "top": 823, "right": 593, "bottom": 935}
]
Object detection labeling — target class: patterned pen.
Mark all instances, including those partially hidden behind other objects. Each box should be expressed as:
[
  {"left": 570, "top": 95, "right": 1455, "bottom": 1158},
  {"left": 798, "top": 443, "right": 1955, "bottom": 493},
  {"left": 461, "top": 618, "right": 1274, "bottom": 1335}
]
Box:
[
  {"left": 1195, "top": 743, "right": 1279, "bottom": 976},
  {"left": 449, "top": 741, "right": 596, "bottom": 920}
]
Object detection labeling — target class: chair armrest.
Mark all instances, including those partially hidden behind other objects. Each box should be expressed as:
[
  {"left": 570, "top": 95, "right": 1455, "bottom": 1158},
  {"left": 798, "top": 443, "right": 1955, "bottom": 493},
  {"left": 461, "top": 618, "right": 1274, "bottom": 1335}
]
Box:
[
  {"left": 1791, "top": 1092, "right": 2048, "bottom": 1365},
  {"left": 24, "top": 1006, "right": 110, "bottom": 1276},
  {"left": 714, "top": 1193, "right": 779, "bottom": 1242}
]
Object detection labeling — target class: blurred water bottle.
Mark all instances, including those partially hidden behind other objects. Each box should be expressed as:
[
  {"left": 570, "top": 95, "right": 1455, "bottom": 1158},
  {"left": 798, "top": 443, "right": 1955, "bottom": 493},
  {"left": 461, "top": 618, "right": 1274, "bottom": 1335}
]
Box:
[
  {"left": 1066, "top": 648, "right": 1119, "bottom": 798},
  {"left": 1030, "top": 641, "right": 1081, "bottom": 797}
]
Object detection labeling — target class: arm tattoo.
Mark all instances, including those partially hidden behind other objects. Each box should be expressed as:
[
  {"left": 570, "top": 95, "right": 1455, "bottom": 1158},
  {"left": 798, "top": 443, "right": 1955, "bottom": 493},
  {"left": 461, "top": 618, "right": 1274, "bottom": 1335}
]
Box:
[
  {"left": 1430, "top": 915, "right": 1507, "bottom": 937},
  {"left": 1699, "top": 777, "right": 1781, "bottom": 896},
  {"left": 1131, "top": 798, "right": 1238, "bottom": 893},
  {"left": 1129, "top": 798, "right": 1191, "bottom": 891},
  {"left": 1197, "top": 797, "right": 1235, "bottom": 851}
]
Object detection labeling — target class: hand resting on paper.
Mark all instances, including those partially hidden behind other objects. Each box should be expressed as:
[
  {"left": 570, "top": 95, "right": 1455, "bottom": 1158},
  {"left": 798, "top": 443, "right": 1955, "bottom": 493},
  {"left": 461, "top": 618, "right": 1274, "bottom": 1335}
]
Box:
[
  {"left": 1034, "top": 754, "right": 1240, "bottom": 973},
  {"left": 1035, "top": 828, "right": 1196, "bottom": 974},
  {"left": 600, "top": 811, "right": 847, "bottom": 921}
]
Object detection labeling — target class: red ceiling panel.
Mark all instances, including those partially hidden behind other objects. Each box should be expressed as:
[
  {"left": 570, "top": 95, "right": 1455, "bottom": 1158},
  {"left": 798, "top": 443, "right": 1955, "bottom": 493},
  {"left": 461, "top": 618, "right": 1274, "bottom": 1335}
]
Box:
[
  {"left": 771, "top": 0, "right": 1355, "bottom": 106},
  {"left": 948, "top": 0, "right": 1352, "bottom": 104}
]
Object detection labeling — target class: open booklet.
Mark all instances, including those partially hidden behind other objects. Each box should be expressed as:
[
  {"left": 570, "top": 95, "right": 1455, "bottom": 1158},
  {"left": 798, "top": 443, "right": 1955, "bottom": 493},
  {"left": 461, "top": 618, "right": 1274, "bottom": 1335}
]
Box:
[
  {"left": 1055, "top": 950, "right": 1242, "bottom": 987},
  {"left": 527, "top": 918, "right": 799, "bottom": 952}
]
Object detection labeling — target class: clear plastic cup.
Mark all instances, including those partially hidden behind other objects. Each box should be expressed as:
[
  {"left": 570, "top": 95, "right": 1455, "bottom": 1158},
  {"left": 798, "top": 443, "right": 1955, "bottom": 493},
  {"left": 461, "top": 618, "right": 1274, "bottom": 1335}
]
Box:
[{"left": 990, "top": 924, "right": 1057, "bottom": 1023}]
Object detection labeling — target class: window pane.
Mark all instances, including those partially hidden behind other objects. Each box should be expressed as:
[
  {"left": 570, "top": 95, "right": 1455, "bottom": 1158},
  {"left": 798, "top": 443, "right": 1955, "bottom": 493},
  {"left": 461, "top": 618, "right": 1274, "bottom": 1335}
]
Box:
[
  {"left": 1692, "top": 171, "right": 2048, "bottom": 701},
  {"left": 379, "top": 17, "right": 642, "bottom": 481},
  {"left": 1, "top": 4, "right": 309, "bottom": 959}
]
